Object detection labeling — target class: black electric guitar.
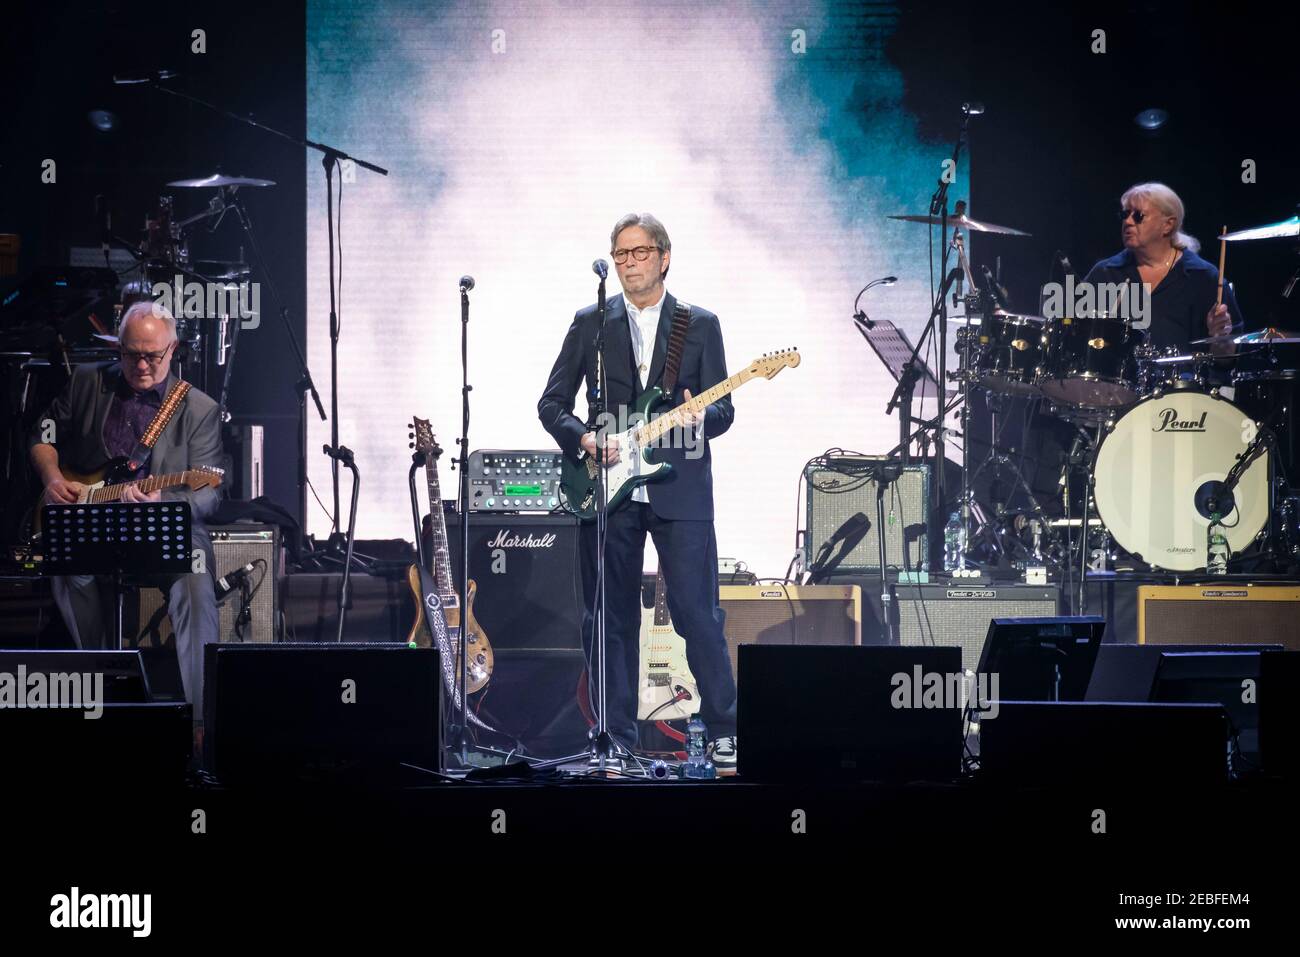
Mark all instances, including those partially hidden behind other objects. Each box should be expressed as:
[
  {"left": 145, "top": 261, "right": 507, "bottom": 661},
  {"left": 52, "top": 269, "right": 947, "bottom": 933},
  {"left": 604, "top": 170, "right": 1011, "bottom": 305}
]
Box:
[{"left": 405, "top": 418, "right": 494, "bottom": 695}]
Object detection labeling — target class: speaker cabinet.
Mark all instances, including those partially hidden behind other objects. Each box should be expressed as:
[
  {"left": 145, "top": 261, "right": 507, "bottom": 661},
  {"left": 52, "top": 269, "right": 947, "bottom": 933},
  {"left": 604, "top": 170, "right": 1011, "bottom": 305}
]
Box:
[
  {"left": 444, "top": 512, "right": 584, "bottom": 651},
  {"left": 892, "top": 583, "right": 1060, "bottom": 674},
  {"left": 1138, "top": 584, "right": 1300, "bottom": 648},
  {"left": 137, "top": 524, "right": 283, "bottom": 645},
  {"left": 718, "top": 584, "right": 861, "bottom": 679},
  {"left": 805, "top": 458, "right": 929, "bottom": 573},
  {"left": 203, "top": 643, "right": 441, "bottom": 783}
]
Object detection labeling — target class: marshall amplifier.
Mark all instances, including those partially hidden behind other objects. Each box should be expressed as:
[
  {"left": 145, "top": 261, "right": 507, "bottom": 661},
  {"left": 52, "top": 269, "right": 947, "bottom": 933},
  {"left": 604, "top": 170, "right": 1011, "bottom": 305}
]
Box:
[
  {"left": 891, "top": 582, "right": 1060, "bottom": 674},
  {"left": 444, "top": 512, "right": 583, "bottom": 651}
]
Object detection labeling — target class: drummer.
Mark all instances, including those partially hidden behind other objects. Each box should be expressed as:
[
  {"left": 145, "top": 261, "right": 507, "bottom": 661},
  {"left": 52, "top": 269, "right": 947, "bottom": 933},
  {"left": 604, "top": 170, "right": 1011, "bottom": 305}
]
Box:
[{"left": 1083, "top": 182, "right": 1243, "bottom": 353}]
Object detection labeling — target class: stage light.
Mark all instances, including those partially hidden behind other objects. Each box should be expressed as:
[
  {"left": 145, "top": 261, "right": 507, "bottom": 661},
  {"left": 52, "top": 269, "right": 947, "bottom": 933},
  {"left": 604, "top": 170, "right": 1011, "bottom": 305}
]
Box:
[
  {"left": 1134, "top": 108, "right": 1168, "bottom": 131},
  {"left": 88, "top": 110, "right": 118, "bottom": 132}
]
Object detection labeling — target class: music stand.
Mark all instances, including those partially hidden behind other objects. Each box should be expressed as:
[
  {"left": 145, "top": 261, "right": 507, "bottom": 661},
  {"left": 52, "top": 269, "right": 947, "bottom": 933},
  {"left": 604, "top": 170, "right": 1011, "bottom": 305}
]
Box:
[
  {"left": 41, "top": 501, "right": 193, "bottom": 650},
  {"left": 860, "top": 320, "right": 947, "bottom": 461}
]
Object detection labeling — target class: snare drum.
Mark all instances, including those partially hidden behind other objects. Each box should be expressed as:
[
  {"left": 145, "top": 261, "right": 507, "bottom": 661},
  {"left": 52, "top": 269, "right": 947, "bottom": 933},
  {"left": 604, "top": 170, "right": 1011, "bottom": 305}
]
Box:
[
  {"left": 1037, "top": 316, "right": 1142, "bottom": 408},
  {"left": 971, "top": 311, "right": 1046, "bottom": 396}
]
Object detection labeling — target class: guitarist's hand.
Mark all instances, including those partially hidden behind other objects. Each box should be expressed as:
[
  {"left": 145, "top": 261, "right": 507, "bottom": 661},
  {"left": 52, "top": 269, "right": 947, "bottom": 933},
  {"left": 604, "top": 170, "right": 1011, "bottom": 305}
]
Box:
[
  {"left": 120, "top": 483, "right": 162, "bottom": 503},
  {"left": 43, "top": 476, "right": 87, "bottom": 505},
  {"left": 674, "top": 389, "right": 706, "bottom": 431},
  {"left": 581, "top": 431, "right": 620, "bottom": 466}
]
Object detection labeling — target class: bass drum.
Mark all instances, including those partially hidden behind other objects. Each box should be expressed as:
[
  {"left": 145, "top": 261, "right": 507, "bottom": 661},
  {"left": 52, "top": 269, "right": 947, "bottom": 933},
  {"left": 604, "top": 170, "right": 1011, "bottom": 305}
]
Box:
[{"left": 1093, "top": 390, "right": 1270, "bottom": 571}]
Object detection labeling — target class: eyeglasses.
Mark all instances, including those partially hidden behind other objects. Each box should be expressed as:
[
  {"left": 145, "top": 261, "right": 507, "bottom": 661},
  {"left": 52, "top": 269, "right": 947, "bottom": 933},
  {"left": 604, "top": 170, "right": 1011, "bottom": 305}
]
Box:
[
  {"left": 1119, "top": 208, "right": 1150, "bottom": 224},
  {"left": 612, "top": 245, "right": 660, "bottom": 264},
  {"left": 120, "top": 343, "right": 173, "bottom": 366}
]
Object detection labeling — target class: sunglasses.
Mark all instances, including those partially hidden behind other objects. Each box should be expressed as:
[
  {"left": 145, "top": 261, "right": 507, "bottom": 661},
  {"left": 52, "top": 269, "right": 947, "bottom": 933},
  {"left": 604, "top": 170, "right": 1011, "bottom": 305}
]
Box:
[{"left": 1119, "top": 208, "right": 1151, "bottom": 224}]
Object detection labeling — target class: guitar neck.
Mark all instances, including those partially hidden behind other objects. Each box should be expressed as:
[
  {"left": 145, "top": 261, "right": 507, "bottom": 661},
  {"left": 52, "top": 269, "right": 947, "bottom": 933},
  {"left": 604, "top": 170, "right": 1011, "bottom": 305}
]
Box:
[
  {"left": 89, "top": 472, "right": 193, "bottom": 503},
  {"left": 424, "top": 461, "right": 456, "bottom": 600},
  {"left": 634, "top": 368, "right": 756, "bottom": 446}
]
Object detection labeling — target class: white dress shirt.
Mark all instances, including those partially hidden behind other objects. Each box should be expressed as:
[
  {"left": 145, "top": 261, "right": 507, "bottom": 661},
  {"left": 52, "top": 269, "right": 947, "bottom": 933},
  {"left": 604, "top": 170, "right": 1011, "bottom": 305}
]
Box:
[{"left": 625, "top": 290, "right": 665, "bottom": 503}]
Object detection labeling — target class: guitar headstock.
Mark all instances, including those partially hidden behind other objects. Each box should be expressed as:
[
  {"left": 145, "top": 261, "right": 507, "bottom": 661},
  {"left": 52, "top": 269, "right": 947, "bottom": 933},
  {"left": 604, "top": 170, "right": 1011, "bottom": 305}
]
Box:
[
  {"left": 408, "top": 417, "right": 443, "bottom": 459},
  {"left": 189, "top": 465, "right": 224, "bottom": 490},
  {"left": 748, "top": 348, "right": 801, "bottom": 379}
]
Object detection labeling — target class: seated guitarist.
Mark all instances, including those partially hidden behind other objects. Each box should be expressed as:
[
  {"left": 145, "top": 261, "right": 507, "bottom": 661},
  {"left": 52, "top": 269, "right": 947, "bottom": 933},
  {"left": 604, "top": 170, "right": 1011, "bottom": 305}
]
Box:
[
  {"left": 538, "top": 213, "right": 738, "bottom": 766},
  {"left": 29, "top": 302, "right": 222, "bottom": 751}
]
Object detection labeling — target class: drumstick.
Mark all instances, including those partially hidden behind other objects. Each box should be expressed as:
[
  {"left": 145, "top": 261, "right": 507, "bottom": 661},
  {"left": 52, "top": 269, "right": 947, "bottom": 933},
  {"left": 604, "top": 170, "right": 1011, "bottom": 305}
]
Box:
[{"left": 1216, "top": 225, "right": 1227, "bottom": 309}]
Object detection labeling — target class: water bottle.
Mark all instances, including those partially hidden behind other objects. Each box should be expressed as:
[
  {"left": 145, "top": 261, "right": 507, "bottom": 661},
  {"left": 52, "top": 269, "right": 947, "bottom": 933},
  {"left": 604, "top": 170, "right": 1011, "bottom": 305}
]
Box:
[
  {"left": 681, "top": 715, "right": 715, "bottom": 780},
  {"left": 1207, "top": 513, "right": 1230, "bottom": 575},
  {"left": 943, "top": 511, "right": 966, "bottom": 572}
]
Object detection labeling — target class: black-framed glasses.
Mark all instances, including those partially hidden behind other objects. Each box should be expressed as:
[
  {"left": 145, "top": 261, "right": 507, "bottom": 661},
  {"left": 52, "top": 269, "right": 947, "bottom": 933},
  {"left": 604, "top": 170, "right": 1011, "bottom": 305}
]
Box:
[
  {"left": 612, "top": 245, "right": 660, "bottom": 264},
  {"left": 120, "top": 342, "right": 174, "bottom": 366},
  {"left": 1119, "top": 208, "right": 1149, "bottom": 224}
]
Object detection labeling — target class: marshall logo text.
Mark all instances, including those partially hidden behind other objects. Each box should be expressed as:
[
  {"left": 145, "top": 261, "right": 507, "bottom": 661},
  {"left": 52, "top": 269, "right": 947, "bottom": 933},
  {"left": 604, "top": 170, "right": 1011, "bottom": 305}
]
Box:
[{"left": 487, "top": 529, "right": 557, "bottom": 549}]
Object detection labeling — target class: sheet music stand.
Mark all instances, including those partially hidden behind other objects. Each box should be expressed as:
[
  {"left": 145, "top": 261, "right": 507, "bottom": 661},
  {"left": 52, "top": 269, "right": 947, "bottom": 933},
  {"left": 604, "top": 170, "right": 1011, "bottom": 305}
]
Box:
[
  {"left": 41, "top": 501, "right": 194, "bottom": 651},
  {"left": 860, "top": 319, "right": 949, "bottom": 462}
]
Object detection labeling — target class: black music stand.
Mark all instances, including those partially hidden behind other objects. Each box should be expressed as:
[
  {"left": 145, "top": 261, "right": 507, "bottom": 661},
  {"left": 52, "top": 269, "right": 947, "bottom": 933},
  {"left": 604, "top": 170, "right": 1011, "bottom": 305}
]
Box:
[
  {"left": 859, "top": 319, "right": 947, "bottom": 463},
  {"left": 41, "top": 502, "right": 193, "bottom": 651}
]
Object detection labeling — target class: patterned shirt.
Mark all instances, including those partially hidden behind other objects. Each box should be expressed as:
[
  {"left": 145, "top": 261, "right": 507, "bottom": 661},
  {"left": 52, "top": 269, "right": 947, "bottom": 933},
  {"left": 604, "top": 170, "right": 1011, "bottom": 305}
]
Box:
[{"left": 102, "top": 375, "right": 167, "bottom": 476}]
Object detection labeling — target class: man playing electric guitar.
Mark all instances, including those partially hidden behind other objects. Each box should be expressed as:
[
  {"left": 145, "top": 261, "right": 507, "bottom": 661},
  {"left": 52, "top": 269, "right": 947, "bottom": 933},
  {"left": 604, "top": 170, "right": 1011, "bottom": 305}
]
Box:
[
  {"left": 538, "top": 213, "right": 738, "bottom": 767},
  {"left": 29, "top": 301, "right": 223, "bottom": 751}
]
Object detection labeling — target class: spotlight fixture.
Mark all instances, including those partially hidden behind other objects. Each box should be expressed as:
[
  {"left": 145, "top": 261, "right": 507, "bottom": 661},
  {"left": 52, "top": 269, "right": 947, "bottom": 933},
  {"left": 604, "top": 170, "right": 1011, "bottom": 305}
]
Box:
[{"left": 1134, "top": 108, "right": 1168, "bottom": 131}]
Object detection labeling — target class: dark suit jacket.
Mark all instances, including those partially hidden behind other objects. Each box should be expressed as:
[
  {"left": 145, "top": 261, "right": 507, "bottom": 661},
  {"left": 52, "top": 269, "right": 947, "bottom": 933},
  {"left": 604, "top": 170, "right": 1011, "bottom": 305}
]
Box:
[
  {"left": 28, "top": 362, "right": 224, "bottom": 525},
  {"left": 537, "top": 291, "right": 733, "bottom": 520}
]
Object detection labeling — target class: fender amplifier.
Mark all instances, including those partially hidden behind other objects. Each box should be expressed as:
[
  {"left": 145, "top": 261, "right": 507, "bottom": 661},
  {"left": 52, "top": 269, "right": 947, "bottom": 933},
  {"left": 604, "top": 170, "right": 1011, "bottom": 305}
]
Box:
[
  {"left": 719, "top": 583, "right": 861, "bottom": 679},
  {"left": 892, "top": 583, "right": 1060, "bottom": 674},
  {"left": 1138, "top": 584, "right": 1300, "bottom": 648},
  {"left": 137, "top": 524, "right": 283, "bottom": 646},
  {"left": 805, "top": 458, "right": 929, "bottom": 574}
]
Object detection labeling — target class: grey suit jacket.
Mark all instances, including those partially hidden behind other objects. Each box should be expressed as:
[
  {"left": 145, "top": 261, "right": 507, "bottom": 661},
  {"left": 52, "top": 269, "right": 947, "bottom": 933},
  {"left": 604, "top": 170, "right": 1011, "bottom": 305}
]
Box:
[{"left": 28, "top": 362, "right": 224, "bottom": 525}]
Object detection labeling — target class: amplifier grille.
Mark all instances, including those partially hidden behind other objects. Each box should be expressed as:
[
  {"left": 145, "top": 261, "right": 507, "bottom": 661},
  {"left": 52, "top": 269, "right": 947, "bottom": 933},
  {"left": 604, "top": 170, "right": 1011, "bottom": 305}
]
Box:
[
  {"left": 806, "top": 459, "right": 929, "bottom": 573},
  {"left": 719, "top": 584, "right": 860, "bottom": 679},
  {"left": 893, "top": 584, "right": 1060, "bottom": 674},
  {"left": 1139, "top": 586, "right": 1300, "bottom": 648}
]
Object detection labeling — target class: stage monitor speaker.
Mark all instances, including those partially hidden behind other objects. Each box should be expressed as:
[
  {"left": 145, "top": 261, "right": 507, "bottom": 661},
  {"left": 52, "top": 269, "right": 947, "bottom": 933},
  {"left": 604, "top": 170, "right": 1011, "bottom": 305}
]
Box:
[
  {"left": 805, "top": 458, "right": 929, "bottom": 573},
  {"left": 719, "top": 584, "right": 860, "bottom": 680},
  {"left": 738, "top": 645, "right": 963, "bottom": 782},
  {"left": 0, "top": 649, "right": 153, "bottom": 702},
  {"left": 892, "top": 583, "right": 1060, "bottom": 674},
  {"left": 137, "top": 523, "right": 283, "bottom": 646},
  {"left": 203, "top": 643, "right": 441, "bottom": 783},
  {"left": 979, "top": 701, "right": 1229, "bottom": 785},
  {"left": 1138, "top": 585, "right": 1300, "bottom": 649},
  {"left": 445, "top": 512, "right": 583, "bottom": 651}
]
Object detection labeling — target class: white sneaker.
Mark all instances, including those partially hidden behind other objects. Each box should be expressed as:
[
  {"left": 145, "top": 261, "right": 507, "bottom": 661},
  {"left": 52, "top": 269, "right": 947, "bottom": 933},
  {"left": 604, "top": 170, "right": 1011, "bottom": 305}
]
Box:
[{"left": 709, "top": 736, "right": 737, "bottom": 768}]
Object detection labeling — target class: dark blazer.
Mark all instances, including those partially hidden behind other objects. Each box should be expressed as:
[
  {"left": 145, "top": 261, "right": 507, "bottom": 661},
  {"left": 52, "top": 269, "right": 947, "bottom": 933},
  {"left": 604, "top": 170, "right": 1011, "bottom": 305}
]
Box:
[
  {"left": 538, "top": 291, "right": 734, "bottom": 521},
  {"left": 28, "top": 362, "right": 224, "bottom": 525}
]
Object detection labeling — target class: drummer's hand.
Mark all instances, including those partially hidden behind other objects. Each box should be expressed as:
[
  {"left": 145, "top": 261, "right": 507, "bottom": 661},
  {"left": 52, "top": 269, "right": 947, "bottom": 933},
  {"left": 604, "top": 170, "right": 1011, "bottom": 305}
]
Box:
[
  {"left": 1206, "top": 303, "right": 1233, "bottom": 338},
  {"left": 1206, "top": 303, "right": 1236, "bottom": 356}
]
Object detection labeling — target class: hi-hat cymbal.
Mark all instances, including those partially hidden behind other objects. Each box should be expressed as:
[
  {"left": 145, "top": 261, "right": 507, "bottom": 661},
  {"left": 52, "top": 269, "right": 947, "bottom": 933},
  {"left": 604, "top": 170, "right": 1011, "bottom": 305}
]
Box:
[
  {"left": 889, "top": 213, "right": 1031, "bottom": 236},
  {"left": 1219, "top": 216, "right": 1300, "bottom": 242},
  {"left": 166, "top": 174, "right": 277, "bottom": 189}
]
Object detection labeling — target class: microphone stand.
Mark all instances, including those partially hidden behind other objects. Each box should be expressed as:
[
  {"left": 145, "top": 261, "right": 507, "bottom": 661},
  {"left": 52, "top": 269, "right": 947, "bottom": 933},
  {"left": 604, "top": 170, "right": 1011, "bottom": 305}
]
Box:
[
  {"left": 454, "top": 280, "right": 474, "bottom": 765},
  {"left": 321, "top": 444, "right": 360, "bottom": 642}
]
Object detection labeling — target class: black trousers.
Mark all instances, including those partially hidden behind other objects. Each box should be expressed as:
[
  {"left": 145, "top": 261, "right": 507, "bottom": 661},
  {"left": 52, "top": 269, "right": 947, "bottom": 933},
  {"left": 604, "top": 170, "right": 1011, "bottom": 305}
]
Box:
[{"left": 579, "top": 501, "right": 737, "bottom": 749}]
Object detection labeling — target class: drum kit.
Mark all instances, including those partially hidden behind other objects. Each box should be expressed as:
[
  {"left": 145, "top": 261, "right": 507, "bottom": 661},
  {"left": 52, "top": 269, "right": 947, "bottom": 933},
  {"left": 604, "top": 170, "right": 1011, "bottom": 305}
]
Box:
[{"left": 890, "top": 204, "right": 1300, "bottom": 579}]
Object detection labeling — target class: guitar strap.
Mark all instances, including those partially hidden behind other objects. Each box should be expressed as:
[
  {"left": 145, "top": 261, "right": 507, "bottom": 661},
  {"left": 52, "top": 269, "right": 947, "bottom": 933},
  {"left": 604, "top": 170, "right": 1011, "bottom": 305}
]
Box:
[
  {"left": 125, "top": 380, "right": 191, "bottom": 473},
  {"left": 421, "top": 582, "right": 498, "bottom": 734},
  {"left": 661, "top": 300, "right": 692, "bottom": 395}
]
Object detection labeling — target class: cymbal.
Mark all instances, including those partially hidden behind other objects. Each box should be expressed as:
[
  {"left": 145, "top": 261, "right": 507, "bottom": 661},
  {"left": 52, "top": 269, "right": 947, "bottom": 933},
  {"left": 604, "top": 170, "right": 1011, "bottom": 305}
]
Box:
[
  {"left": 1150, "top": 352, "right": 1207, "bottom": 365},
  {"left": 889, "top": 213, "right": 1031, "bottom": 236},
  {"left": 1189, "top": 327, "right": 1300, "bottom": 347},
  {"left": 166, "top": 174, "right": 277, "bottom": 189},
  {"left": 1219, "top": 216, "right": 1300, "bottom": 242}
]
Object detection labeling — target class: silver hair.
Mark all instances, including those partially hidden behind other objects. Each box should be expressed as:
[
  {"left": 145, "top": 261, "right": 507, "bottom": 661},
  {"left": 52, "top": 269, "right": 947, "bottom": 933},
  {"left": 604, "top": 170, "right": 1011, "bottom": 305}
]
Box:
[
  {"left": 119, "top": 300, "right": 178, "bottom": 342},
  {"left": 610, "top": 212, "right": 671, "bottom": 279},
  {"left": 1121, "top": 182, "right": 1200, "bottom": 253}
]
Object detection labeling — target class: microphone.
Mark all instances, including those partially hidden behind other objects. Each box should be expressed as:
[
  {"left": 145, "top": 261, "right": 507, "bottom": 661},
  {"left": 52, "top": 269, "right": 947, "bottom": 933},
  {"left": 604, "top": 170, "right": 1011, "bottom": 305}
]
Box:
[
  {"left": 112, "top": 69, "right": 178, "bottom": 86},
  {"left": 961, "top": 102, "right": 986, "bottom": 115},
  {"left": 592, "top": 259, "right": 608, "bottom": 280},
  {"left": 458, "top": 275, "right": 475, "bottom": 292},
  {"left": 980, "top": 264, "right": 1010, "bottom": 309},
  {"left": 215, "top": 562, "right": 256, "bottom": 602}
]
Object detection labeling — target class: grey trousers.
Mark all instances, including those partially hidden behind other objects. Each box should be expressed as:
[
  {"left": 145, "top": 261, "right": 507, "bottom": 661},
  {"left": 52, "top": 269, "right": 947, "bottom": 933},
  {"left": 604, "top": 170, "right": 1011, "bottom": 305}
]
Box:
[{"left": 51, "top": 529, "right": 218, "bottom": 726}]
